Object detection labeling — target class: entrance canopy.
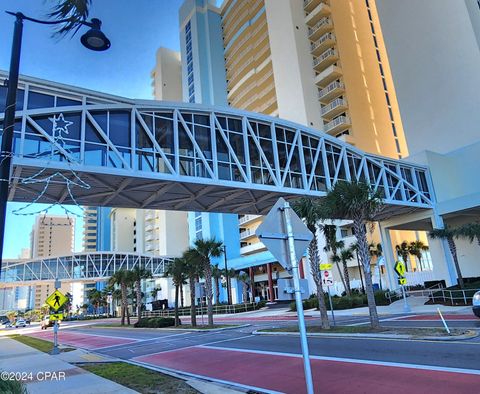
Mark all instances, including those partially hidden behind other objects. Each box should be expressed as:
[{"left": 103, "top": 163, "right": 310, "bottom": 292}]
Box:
[{"left": 1, "top": 73, "right": 434, "bottom": 216}]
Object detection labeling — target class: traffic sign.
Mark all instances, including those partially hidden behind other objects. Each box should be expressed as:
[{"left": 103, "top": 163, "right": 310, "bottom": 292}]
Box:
[
  {"left": 49, "top": 313, "right": 63, "bottom": 321},
  {"left": 321, "top": 269, "right": 334, "bottom": 287},
  {"left": 46, "top": 290, "right": 68, "bottom": 311},
  {"left": 394, "top": 261, "right": 406, "bottom": 277},
  {"left": 256, "top": 197, "right": 313, "bottom": 271},
  {"left": 398, "top": 278, "right": 407, "bottom": 285},
  {"left": 319, "top": 263, "right": 332, "bottom": 270}
]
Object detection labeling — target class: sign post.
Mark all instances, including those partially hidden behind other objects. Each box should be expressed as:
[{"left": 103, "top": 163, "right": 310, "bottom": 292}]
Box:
[
  {"left": 256, "top": 198, "right": 315, "bottom": 394},
  {"left": 394, "top": 261, "right": 411, "bottom": 313},
  {"left": 45, "top": 282, "right": 68, "bottom": 355},
  {"left": 320, "top": 263, "right": 335, "bottom": 326}
]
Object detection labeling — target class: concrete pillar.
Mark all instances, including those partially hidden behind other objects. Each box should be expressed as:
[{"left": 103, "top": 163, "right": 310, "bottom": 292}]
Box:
[
  {"left": 267, "top": 263, "right": 275, "bottom": 302},
  {"left": 378, "top": 223, "right": 398, "bottom": 290},
  {"left": 431, "top": 213, "right": 457, "bottom": 286},
  {"left": 249, "top": 267, "right": 255, "bottom": 301},
  {"left": 299, "top": 258, "right": 305, "bottom": 279}
]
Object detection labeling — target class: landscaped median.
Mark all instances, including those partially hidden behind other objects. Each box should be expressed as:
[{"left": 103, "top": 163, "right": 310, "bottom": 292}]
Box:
[
  {"left": 8, "top": 334, "right": 75, "bottom": 353},
  {"left": 253, "top": 325, "right": 478, "bottom": 341},
  {"left": 90, "top": 317, "right": 248, "bottom": 331}
]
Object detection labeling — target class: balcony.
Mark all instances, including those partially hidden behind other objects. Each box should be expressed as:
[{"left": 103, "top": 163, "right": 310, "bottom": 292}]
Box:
[
  {"left": 240, "top": 242, "right": 267, "bottom": 256},
  {"left": 320, "top": 98, "right": 348, "bottom": 119},
  {"left": 324, "top": 115, "right": 351, "bottom": 134},
  {"left": 240, "top": 228, "right": 257, "bottom": 240},
  {"left": 239, "top": 214, "right": 262, "bottom": 225},
  {"left": 318, "top": 80, "right": 345, "bottom": 103},
  {"left": 305, "top": 2, "right": 331, "bottom": 27},
  {"left": 308, "top": 17, "right": 333, "bottom": 41},
  {"left": 310, "top": 32, "right": 336, "bottom": 56},
  {"left": 304, "top": 0, "right": 329, "bottom": 14},
  {"left": 336, "top": 132, "right": 355, "bottom": 145},
  {"left": 313, "top": 48, "right": 338, "bottom": 72},
  {"left": 315, "top": 64, "right": 342, "bottom": 87}
]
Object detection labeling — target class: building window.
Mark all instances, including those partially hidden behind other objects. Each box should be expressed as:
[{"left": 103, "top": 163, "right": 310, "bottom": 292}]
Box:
[
  {"left": 185, "top": 20, "right": 195, "bottom": 103},
  {"left": 194, "top": 212, "right": 202, "bottom": 239}
]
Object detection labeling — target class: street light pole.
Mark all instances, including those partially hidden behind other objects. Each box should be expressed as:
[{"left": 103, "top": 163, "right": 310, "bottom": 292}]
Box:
[
  {"left": 0, "top": 11, "right": 110, "bottom": 275},
  {"left": 223, "top": 245, "right": 231, "bottom": 305},
  {"left": 0, "top": 13, "right": 24, "bottom": 278}
]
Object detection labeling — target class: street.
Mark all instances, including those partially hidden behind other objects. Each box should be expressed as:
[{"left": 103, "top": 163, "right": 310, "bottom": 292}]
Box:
[{"left": 14, "top": 312, "right": 480, "bottom": 394}]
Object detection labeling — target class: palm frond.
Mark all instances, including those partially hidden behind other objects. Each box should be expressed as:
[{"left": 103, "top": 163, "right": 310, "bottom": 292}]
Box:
[{"left": 46, "top": 0, "right": 92, "bottom": 37}]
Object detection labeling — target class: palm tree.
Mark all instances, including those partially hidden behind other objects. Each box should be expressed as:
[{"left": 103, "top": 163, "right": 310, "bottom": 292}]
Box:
[
  {"left": 408, "top": 240, "right": 429, "bottom": 271},
  {"left": 165, "top": 258, "right": 187, "bottom": 326},
  {"left": 211, "top": 264, "right": 223, "bottom": 305},
  {"left": 458, "top": 223, "right": 480, "bottom": 247},
  {"left": 237, "top": 271, "right": 250, "bottom": 304},
  {"left": 188, "top": 238, "right": 224, "bottom": 327},
  {"left": 318, "top": 181, "right": 384, "bottom": 329},
  {"left": 150, "top": 287, "right": 161, "bottom": 300},
  {"left": 323, "top": 225, "right": 348, "bottom": 295},
  {"left": 47, "top": 0, "right": 92, "bottom": 37},
  {"left": 369, "top": 243, "right": 383, "bottom": 259},
  {"left": 429, "top": 227, "right": 465, "bottom": 288},
  {"left": 184, "top": 249, "right": 205, "bottom": 327},
  {"left": 395, "top": 241, "right": 410, "bottom": 271},
  {"left": 131, "top": 266, "right": 153, "bottom": 322},
  {"left": 338, "top": 247, "right": 354, "bottom": 295},
  {"left": 86, "top": 289, "right": 103, "bottom": 315},
  {"left": 108, "top": 270, "right": 134, "bottom": 325},
  {"left": 222, "top": 267, "right": 236, "bottom": 304},
  {"left": 292, "top": 197, "right": 330, "bottom": 329}
]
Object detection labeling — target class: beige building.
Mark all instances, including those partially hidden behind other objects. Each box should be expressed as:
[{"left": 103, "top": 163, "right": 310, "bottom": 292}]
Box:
[
  {"left": 30, "top": 214, "right": 74, "bottom": 308},
  {"left": 82, "top": 207, "right": 97, "bottom": 252},
  {"left": 219, "top": 0, "right": 438, "bottom": 292},
  {"left": 151, "top": 47, "right": 183, "bottom": 101},
  {"left": 31, "top": 215, "right": 75, "bottom": 259}
]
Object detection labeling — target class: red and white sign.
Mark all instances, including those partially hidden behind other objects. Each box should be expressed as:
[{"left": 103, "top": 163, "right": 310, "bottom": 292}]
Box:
[{"left": 321, "top": 269, "right": 334, "bottom": 287}]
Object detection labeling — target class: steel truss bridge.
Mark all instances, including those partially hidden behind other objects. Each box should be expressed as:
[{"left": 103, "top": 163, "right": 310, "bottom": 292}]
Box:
[
  {"left": 0, "top": 73, "right": 434, "bottom": 217},
  {"left": 0, "top": 252, "right": 173, "bottom": 286}
]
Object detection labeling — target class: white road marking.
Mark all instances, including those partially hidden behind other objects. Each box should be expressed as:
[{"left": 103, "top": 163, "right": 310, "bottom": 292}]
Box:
[{"left": 200, "top": 345, "right": 480, "bottom": 376}]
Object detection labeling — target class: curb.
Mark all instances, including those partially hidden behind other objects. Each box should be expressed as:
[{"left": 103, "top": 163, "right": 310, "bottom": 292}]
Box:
[{"left": 252, "top": 329, "right": 479, "bottom": 341}]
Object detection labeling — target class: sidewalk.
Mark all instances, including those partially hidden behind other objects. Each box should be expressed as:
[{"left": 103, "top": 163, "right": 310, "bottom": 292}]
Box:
[
  {"left": 303, "top": 297, "right": 472, "bottom": 317},
  {"left": 0, "top": 337, "right": 136, "bottom": 393}
]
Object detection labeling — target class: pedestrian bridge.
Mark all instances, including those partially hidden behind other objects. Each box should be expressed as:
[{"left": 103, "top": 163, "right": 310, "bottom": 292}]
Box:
[
  {"left": 0, "top": 252, "right": 173, "bottom": 286},
  {"left": 1, "top": 73, "right": 434, "bottom": 216}
]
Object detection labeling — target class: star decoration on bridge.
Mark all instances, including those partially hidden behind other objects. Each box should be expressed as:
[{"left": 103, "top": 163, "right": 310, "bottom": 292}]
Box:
[{"left": 49, "top": 113, "right": 73, "bottom": 135}]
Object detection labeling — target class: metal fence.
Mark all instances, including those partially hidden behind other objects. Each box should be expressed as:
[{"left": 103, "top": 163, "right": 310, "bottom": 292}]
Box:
[{"left": 141, "top": 302, "right": 260, "bottom": 318}]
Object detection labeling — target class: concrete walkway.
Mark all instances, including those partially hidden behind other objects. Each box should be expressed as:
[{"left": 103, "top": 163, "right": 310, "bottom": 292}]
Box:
[{"left": 0, "top": 337, "right": 136, "bottom": 393}]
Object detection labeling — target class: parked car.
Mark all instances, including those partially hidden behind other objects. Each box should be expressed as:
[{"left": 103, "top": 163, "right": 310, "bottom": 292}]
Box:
[
  {"left": 15, "top": 319, "right": 27, "bottom": 328},
  {"left": 2, "top": 321, "right": 13, "bottom": 328},
  {"left": 41, "top": 315, "right": 54, "bottom": 330},
  {"left": 473, "top": 291, "right": 480, "bottom": 318}
]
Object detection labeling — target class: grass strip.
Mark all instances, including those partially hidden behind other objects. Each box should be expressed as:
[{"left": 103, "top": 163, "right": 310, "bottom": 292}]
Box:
[
  {"left": 8, "top": 334, "right": 75, "bottom": 353},
  {"left": 260, "top": 325, "right": 466, "bottom": 336},
  {"left": 81, "top": 362, "right": 198, "bottom": 394}
]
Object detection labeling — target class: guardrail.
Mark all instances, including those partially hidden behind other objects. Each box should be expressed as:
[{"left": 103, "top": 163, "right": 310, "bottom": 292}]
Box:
[
  {"left": 386, "top": 286, "right": 480, "bottom": 306},
  {"left": 427, "top": 288, "right": 480, "bottom": 305},
  {"left": 141, "top": 302, "right": 261, "bottom": 318}
]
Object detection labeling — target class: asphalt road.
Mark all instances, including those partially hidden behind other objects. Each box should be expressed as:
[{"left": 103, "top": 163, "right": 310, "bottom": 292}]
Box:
[{"left": 15, "top": 312, "right": 480, "bottom": 393}]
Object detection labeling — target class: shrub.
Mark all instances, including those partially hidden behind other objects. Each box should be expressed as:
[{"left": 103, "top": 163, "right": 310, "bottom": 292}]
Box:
[
  {"left": 256, "top": 300, "right": 267, "bottom": 308},
  {"left": 0, "top": 374, "right": 27, "bottom": 394},
  {"left": 134, "top": 317, "right": 177, "bottom": 328}
]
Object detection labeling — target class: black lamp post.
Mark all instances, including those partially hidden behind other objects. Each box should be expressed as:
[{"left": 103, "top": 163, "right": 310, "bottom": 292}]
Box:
[
  {"left": 222, "top": 245, "right": 231, "bottom": 305},
  {"left": 0, "top": 11, "right": 110, "bottom": 274}
]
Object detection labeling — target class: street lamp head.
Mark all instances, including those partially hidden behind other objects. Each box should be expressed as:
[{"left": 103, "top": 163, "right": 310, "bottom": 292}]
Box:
[{"left": 80, "top": 18, "right": 110, "bottom": 51}]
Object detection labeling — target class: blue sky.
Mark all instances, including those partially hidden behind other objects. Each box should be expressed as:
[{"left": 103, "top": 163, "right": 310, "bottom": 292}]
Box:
[{"left": 1, "top": 0, "right": 224, "bottom": 258}]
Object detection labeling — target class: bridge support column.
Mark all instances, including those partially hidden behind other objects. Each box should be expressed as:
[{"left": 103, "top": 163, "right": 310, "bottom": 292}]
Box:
[
  {"left": 249, "top": 267, "right": 255, "bottom": 301},
  {"left": 267, "top": 263, "right": 275, "bottom": 302},
  {"left": 378, "top": 223, "right": 397, "bottom": 291}
]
